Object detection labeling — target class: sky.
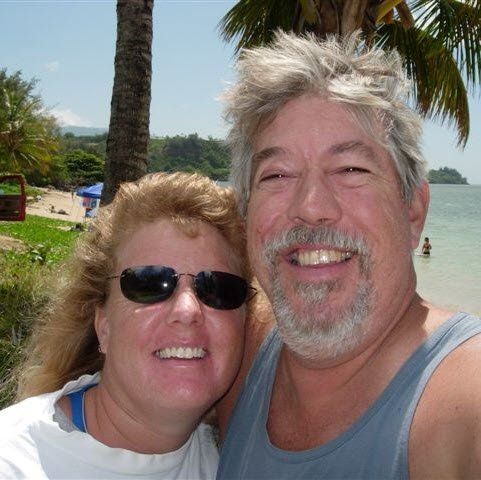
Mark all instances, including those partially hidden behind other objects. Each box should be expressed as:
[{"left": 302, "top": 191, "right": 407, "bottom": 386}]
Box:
[{"left": 0, "top": 0, "right": 479, "bottom": 183}]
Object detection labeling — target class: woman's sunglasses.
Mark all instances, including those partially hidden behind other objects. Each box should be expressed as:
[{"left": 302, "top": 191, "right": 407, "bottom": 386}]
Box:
[{"left": 108, "top": 265, "right": 256, "bottom": 310}]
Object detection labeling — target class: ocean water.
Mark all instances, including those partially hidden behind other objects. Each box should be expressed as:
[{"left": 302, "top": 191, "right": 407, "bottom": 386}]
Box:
[{"left": 415, "top": 184, "right": 481, "bottom": 315}]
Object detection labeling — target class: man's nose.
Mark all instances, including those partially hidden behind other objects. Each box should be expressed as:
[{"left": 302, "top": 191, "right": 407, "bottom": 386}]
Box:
[
  {"left": 166, "top": 280, "right": 204, "bottom": 327},
  {"left": 287, "top": 174, "right": 342, "bottom": 226}
]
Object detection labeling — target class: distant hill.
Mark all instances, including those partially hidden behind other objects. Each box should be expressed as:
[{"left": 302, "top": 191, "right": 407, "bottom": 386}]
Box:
[
  {"left": 428, "top": 167, "right": 468, "bottom": 185},
  {"left": 61, "top": 126, "right": 107, "bottom": 136}
]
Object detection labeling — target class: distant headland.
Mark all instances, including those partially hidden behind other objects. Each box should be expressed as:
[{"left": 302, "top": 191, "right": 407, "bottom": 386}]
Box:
[{"left": 428, "top": 167, "right": 468, "bottom": 185}]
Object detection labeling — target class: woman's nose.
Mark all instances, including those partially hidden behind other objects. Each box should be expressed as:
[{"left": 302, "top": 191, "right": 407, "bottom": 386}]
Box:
[{"left": 166, "top": 279, "right": 204, "bottom": 326}]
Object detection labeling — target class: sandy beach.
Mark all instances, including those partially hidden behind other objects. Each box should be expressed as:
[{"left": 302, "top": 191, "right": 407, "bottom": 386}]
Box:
[{"left": 27, "top": 188, "right": 89, "bottom": 223}]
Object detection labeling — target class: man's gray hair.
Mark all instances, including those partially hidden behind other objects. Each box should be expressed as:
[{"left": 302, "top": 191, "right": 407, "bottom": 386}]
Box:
[{"left": 222, "top": 31, "right": 427, "bottom": 215}]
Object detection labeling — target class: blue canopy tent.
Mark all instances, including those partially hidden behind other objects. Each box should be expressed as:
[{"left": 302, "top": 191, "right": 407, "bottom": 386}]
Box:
[
  {"left": 76, "top": 183, "right": 103, "bottom": 217},
  {"left": 76, "top": 183, "right": 103, "bottom": 199}
]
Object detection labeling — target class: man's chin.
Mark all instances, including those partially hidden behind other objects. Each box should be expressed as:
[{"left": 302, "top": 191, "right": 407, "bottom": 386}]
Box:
[{"left": 272, "top": 282, "right": 373, "bottom": 362}]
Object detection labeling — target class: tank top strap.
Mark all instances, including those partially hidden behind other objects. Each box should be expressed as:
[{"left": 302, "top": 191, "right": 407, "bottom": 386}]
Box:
[
  {"left": 217, "top": 312, "right": 481, "bottom": 480},
  {"left": 67, "top": 384, "right": 95, "bottom": 433}
]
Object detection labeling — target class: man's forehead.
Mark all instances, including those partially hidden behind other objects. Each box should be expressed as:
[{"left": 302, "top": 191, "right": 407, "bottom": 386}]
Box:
[
  {"left": 251, "top": 146, "right": 285, "bottom": 166},
  {"left": 251, "top": 139, "right": 385, "bottom": 170}
]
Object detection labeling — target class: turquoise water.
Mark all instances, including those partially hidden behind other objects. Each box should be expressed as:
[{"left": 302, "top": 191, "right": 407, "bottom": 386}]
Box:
[{"left": 415, "top": 184, "right": 481, "bottom": 315}]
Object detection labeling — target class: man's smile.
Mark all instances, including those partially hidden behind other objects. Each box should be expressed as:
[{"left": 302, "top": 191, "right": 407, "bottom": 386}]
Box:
[{"left": 289, "top": 249, "right": 354, "bottom": 266}]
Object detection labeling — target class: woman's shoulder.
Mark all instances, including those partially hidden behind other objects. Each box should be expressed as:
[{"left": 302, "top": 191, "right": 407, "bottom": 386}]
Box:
[
  {"left": 0, "top": 392, "right": 58, "bottom": 476},
  {"left": 0, "top": 393, "right": 55, "bottom": 439},
  {"left": 0, "top": 373, "right": 101, "bottom": 446}
]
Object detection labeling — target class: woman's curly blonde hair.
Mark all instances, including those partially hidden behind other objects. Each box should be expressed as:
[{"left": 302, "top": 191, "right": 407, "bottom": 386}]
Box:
[{"left": 17, "top": 172, "right": 246, "bottom": 400}]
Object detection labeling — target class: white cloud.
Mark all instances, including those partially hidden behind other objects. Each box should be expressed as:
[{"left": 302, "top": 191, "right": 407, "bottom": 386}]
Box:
[
  {"left": 44, "top": 61, "right": 60, "bottom": 72},
  {"left": 50, "top": 108, "right": 92, "bottom": 127}
]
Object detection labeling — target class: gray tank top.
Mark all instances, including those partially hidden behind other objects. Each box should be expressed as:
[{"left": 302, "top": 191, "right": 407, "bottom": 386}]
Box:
[{"left": 217, "top": 313, "right": 481, "bottom": 479}]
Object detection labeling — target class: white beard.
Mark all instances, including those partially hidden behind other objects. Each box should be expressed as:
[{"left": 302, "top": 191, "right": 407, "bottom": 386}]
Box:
[
  {"left": 271, "top": 273, "right": 373, "bottom": 361},
  {"left": 263, "top": 224, "right": 374, "bottom": 362}
]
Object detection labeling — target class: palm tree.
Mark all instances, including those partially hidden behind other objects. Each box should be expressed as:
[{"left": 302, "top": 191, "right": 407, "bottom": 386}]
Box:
[
  {"left": 0, "top": 86, "right": 58, "bottom": 174},
  {"left": 219, "top": 0, "right": 481, "bottom": 146},
  {"left": 102, "top": 0, "right": 154, "bottom": 205}
]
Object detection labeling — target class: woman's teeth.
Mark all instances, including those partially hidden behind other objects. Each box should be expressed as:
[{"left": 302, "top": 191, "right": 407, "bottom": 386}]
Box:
[
  {"left": 155, "top": 347, "right": 206, "bottom": 359},
  {"left": 293, "top": 249, "right": 353, "bottom": 266}
]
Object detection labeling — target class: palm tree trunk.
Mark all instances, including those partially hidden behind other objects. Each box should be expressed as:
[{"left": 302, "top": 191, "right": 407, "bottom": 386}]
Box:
[
  {"left": 301, "top": 0, "right": 370, "bottom": 37},
  {"left": 341, "top": 0, "right": 370, "bottom": 35},
  {"left": 102, "top": 0, "right": 153, "bottom": 205}
]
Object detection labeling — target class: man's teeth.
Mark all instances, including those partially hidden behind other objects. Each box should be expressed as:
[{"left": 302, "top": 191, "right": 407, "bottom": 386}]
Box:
[
  {"left": 294, "top": 250, "right": 353, "bottom": 266},
  {"left": 155, "top": 347, "right": 206, "bottom": 359}
]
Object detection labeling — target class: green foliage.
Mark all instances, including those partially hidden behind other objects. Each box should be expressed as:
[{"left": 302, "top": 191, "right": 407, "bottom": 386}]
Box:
[
  {"left": 25, "top": 185, "right": 43, "bottom": 198},
  {"left": 0, "top": 180, "right": 21, "bottom": 194},
  {"left": 428, "top": 166, "right": 468, "bottom": 184},
  {"left": 25, "top": 154, "right": 70, "bottom": 189},
  {"left": 0, "top": 337, "right": 23, "bottom": 407},
  {"left": 27, "top": 243, "right": 52, "bottom": 265},
  {"left": 0, "top": 216, "right": 81, "bottom": 407},
  {"left": 219, "top": 0, "right": 481, "bottom": 146},
  {"left": 0, "top": 175, "right": 42, "bottom": 203},
  {"left": 0, "top": 215, "right": 79, "bottom": 263},
  {"left": 60, "top": 132, "right": 107, "bottom": 159},
  {"left": 26, "top": 132, "right": 231, "bottom": 187},
  {"left": 62, "top": 149, "right": 105, "bottom": 187},
  {"left": 0, "top": 69, "right": 60, "bottom": 174},
  {"left": 148, "top": 134, "right": 231, "bottom": 180},
  {"left": 0, "top": 252, "right": 52, "bottom": 407},
  {"left": 0, "top": 69, "right": 36, "bottom": 103},
  {"left": 219, "top": 0, "right": 296, "bottom": 54}
]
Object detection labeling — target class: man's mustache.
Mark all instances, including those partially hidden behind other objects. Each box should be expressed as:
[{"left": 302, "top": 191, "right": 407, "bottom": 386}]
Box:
[{"left": 263, "top": 225, "right": 371, "bottom": 268}]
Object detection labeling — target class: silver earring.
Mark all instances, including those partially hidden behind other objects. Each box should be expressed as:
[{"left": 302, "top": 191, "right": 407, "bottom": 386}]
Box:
[{"left": 98, "top": 344, "right": 103, "bottom": 354}]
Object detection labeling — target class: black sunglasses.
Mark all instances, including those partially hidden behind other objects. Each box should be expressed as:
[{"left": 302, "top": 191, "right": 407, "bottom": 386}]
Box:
[{"left": 108, "top": 265, "right": 256, "bottom": 310}]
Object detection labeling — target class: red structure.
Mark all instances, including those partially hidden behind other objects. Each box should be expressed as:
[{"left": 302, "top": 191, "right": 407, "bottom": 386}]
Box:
[{"left": 0, "top": 174, "right": 27, "bottom": 221}]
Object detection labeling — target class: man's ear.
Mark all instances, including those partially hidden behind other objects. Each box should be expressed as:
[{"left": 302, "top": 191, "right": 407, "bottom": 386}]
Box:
[
  {"left": 95, "top": 305, "right": 110, "bottom": 354},
  {"left": 408, "top": 181, "right": 430, "bottom": 250}
]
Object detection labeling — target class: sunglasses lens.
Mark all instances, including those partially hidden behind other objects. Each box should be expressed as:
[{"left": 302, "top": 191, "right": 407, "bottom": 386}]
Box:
[
  {"left": 120, "top": 266, "right": 177, "bottom": 304},
  {"left": 195, "top": 271, "right": 248, "bottom": 310}
]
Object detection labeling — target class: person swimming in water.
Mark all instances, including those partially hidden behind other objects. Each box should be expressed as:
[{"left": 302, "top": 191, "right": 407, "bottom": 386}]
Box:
[{"left": 422, "top": 237, "right": 432, "bottom": 256}]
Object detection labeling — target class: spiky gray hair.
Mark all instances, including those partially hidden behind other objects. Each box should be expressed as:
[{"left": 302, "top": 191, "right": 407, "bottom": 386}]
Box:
[{"left": 222, "top": 31, "right": 427, "bottom": 215}]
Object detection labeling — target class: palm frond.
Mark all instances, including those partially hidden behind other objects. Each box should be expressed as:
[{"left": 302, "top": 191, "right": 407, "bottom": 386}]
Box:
[
  {"left": 378, "top": 21, "right": 470, "bottom": 146},
  {"left": 376, "top": 0, "right": 405, "bottom": 23},
  {"left": 396, "top": 1, "right": 415, "bottom": 28},
  {"left": 411, "top": 0, "right": 481, "bottom": 90},
  {"left": 218, "top": 0, "right": 297, "bottom": 54}
]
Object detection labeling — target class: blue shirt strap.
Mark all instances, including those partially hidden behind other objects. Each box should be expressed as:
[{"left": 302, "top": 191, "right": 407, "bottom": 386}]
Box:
[{"left": 66, "top": 384, "right": 94, "bottom": 433}]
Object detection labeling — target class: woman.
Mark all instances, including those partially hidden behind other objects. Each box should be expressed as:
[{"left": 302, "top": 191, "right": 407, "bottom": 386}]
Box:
[{"left": 0, "top": 172, "right": 252, "bottom": 479}]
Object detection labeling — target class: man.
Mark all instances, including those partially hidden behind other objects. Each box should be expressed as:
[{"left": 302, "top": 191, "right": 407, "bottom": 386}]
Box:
[{"left": 216, "top": 32, "right": 481, "bottom": 479}]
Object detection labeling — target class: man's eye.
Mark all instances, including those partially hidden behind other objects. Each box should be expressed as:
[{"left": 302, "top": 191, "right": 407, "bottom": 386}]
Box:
[
  {"left": 259, "top": 173, "right": 285, "bottom": 182},
  {"left": 341, "top": 167, "right": 369, "bottom": 174}
]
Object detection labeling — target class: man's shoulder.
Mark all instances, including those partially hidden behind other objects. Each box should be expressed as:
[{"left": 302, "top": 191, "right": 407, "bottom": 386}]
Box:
[
  {"left": 420, "top": 309, "right": 481, "bottom": 392},
  {"left": 425, "top": 311, "right": 481, "bottom": 395},
  {"left": 410, "top": 310, "right": 481, "bottom": 478}
]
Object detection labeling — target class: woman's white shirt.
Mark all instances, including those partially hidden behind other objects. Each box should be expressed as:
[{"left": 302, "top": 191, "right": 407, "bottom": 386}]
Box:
[{"left": 0, "top": 373, "right": 219, "bottom": 479}]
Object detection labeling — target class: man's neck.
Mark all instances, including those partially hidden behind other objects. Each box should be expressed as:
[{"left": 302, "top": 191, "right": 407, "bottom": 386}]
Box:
[{"left": 267, "top": 295, "right": 441, "bottom": 450}]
